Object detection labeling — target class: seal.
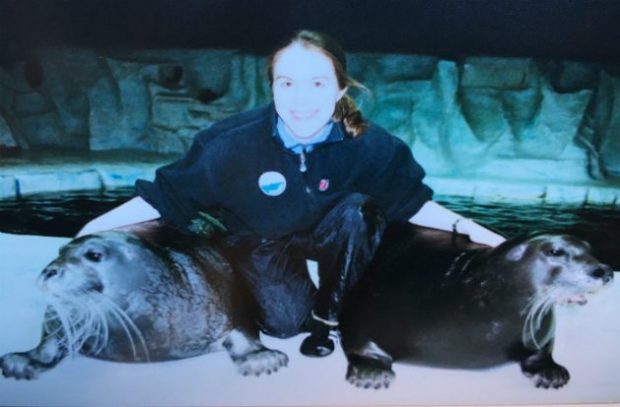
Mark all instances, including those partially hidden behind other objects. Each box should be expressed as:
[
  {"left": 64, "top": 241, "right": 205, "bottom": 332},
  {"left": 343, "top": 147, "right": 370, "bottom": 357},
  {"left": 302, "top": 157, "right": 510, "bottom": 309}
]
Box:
[
  {"left": 340, "top": 222, "right": 613, "bottom": 390},
  {"left": 0, "top": 220, "right": 288, "bottom": 380}
]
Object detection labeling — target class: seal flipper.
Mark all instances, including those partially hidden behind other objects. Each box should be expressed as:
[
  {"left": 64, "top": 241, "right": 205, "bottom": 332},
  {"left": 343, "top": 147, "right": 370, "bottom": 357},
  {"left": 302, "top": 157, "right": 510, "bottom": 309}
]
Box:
[
  {"left": 223, "top": 328, "right": 288, "bottom": 376},
  {"left": 519, "top": 342, "right": 570, "bottom": 389},
  {"left": 518, "top": 307, "right": 569, "bottom": 388},
  {"left": 345, "top": 340, "right": 395, "bottom": 389},
  {"left": 221, "top": 262, "right": 289, "bottom": 376},
  {"left": 1, "top": 308, "right": 68, "bottom": 380}
]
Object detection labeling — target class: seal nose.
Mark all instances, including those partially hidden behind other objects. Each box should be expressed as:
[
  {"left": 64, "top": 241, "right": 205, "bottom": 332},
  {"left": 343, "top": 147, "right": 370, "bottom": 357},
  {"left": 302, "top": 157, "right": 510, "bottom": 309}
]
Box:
[
  {"left": 590, "top": 264, "right": 614, "bottom": 284},
  {"left": 42, "top": 267, "right": 63, "bottom": 280}
]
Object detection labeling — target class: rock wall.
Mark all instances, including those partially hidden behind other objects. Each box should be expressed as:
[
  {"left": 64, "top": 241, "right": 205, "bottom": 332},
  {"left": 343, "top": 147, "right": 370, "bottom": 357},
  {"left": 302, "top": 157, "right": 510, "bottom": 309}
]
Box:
[{"left": 0, "top": 47, "right": 619, "bottom": 184}]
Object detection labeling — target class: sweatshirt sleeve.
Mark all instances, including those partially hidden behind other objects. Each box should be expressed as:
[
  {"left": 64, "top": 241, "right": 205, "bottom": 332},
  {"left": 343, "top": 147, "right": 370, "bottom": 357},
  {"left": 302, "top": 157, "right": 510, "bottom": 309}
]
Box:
[
  {"left": 362, "top": 136, "right": 433, "bottom": 222},
  {"left": 135, "top": 130, "right": 215, "bottom": 231}
]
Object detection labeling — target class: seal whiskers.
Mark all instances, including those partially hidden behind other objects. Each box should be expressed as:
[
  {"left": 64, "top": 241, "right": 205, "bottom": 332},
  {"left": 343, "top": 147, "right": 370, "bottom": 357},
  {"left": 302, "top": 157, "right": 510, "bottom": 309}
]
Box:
[
  {"left": 43, "top": 289, "right": 150, "bottom": 361},
  {"left": 87, "top": 296, "right": 111, "bottom": 355},
  {"left": 45, "top": 296, "right": 92, "bottom": 357},
  {"left": 522, "top": 294, "right": 555, "bottom": 350},
  {"left": 95, "top": 294, "right": 150, "bottom": 361}
]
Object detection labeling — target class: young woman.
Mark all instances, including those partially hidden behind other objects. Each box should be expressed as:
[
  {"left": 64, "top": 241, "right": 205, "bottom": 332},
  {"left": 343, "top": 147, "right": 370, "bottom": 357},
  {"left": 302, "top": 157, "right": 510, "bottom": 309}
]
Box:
[{"left": 78, "top": 30, "right": 505, "bottom": 357}]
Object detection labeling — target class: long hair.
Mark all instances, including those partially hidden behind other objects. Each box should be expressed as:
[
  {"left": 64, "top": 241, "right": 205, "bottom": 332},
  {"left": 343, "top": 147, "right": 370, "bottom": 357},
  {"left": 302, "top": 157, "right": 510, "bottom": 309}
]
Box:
[{"left": 267, "top": 30, "right": 369, "bottom": 138}]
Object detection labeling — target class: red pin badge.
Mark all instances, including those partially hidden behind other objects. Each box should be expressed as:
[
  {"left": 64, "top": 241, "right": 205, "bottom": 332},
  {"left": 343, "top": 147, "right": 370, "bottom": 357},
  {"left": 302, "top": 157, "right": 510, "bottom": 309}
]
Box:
[{"left": 318, "top": 179, "right": 330, "bottom": 191}]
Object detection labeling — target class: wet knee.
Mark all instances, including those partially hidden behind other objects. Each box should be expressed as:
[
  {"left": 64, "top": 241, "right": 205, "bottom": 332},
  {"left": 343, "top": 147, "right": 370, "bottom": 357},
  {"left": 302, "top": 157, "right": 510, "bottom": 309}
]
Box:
[{"left": 259, "top": 316, "right": 305, "bottom": 339}]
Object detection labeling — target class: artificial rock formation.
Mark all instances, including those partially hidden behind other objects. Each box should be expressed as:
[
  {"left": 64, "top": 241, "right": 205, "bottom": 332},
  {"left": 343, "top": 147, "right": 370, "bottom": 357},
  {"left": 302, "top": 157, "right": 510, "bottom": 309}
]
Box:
[{"left": 0, "top": 48, "right": 619, "bottom": 202}]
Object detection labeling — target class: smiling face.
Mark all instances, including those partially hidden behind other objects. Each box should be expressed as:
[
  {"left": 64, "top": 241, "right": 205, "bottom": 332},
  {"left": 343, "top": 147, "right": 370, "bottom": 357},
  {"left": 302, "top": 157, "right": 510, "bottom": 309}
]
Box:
[{"left": 272, "top": 42, "right": 346, "bottom": 143}]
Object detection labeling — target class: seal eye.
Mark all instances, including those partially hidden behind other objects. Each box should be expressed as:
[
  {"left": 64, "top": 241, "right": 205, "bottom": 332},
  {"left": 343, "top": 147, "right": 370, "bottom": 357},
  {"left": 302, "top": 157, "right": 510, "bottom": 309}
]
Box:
[
  {"left": 85, "top": 250, "right": 103, "bottom": 262},
  {"left": 547, "top": 248, "right": 566, "bottom": 257}
]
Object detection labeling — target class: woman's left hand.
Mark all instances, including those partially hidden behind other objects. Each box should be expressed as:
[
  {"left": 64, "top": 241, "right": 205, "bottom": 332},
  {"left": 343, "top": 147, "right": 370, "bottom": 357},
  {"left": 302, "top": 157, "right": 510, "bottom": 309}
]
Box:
[{"left": 458, "top": 218, "right": 506, "bottom": 247}]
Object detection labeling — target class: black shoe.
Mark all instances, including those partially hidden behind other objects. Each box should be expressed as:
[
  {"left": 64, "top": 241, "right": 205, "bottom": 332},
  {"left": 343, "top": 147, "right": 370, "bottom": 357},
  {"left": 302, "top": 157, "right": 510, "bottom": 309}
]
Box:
[{"left": 300, "top": 332, "right": 334, "bottom": 357}]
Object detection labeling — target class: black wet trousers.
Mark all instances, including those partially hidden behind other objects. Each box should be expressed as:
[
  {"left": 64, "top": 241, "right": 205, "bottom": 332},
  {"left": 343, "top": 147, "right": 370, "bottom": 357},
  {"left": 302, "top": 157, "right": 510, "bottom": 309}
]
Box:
[{"left": 222, "top": 193, "right": 387, "bottom": 338}]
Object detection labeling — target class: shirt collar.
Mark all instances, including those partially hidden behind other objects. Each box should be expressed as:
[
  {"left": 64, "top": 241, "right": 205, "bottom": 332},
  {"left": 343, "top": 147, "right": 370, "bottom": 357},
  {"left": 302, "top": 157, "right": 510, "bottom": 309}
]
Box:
[
  {"left": 277, "top": 117, "right": 333, "bottom": 153},
  {"left": 270, "top": 104, "right": 346, "bottom": 153}
]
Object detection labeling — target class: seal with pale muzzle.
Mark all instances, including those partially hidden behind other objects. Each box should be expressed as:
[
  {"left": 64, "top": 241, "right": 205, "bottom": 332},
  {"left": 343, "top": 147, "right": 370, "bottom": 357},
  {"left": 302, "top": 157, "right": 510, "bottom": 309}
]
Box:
[
  {"left": 340, "top": 223, "right": 614, "bottom": 390},
  {"left": 0, "top": 220, "right": 288, "bottom": 380}
]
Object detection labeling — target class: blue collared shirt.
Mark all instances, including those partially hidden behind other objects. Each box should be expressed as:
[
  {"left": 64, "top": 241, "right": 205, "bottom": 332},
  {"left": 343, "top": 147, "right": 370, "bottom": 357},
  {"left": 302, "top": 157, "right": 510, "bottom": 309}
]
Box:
[{"left": 276, "top": 117, "right": 334, "bottom": 153}]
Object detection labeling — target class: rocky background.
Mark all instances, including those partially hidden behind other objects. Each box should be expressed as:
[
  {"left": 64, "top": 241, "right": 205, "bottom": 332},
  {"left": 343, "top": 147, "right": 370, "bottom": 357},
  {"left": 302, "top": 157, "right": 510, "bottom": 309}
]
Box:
[{"left": 1, "top": 48, "right": 619, "bottom": 203}]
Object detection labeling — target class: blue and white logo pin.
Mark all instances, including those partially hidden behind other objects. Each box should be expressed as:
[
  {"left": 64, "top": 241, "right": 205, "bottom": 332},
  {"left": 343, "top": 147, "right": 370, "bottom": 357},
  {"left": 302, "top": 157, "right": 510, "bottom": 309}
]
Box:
[{"left": 258, "top": 171, "right": 287, "bottom": 196}]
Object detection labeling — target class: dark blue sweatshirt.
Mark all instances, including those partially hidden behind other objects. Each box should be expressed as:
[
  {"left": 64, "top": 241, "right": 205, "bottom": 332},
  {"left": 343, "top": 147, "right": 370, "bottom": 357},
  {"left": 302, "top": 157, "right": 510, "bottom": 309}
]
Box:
[{"left": 136, "top": 103, "right": 433, "bottom": 238}]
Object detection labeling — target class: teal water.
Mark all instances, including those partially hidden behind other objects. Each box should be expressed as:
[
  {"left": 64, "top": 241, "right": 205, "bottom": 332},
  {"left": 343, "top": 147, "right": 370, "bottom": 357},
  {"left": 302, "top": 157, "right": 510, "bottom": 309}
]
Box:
[
  {"left": 436, "top": 195, "right": 619, "bottom": 269},
  {"left": 1, "top": 190, "right": 618, "bottom": 268}
]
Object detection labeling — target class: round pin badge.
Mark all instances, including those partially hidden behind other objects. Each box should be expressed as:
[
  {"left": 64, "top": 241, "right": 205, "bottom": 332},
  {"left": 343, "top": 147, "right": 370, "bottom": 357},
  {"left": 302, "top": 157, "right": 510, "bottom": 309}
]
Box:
[{"left": 258, "top": 171, "right": 287, "bottom": 196}]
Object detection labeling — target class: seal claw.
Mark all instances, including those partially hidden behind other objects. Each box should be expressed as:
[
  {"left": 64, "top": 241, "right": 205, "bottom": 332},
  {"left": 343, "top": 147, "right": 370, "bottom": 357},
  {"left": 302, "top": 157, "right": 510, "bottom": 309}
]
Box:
[
  {"left": 530, "top": 364, "right": 570, "bottom": 389},
  {"left": 0, "top": 353, "right": 42, "bottom": 380},
  {"left": 522, "top": 356, "right": 570, "bottom": 389},
  {"left": 234, "top": 349, "right": 289, "bottom": 377},
  {"left": 345, "top": 360, "right": 395, "bottom": 390}
]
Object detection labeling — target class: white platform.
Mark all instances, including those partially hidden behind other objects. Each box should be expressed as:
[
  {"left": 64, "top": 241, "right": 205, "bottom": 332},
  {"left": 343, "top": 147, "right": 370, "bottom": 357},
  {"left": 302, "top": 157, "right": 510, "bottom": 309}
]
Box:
[{"left": 0, "top": 232, "right": 618, "bottom": 406}]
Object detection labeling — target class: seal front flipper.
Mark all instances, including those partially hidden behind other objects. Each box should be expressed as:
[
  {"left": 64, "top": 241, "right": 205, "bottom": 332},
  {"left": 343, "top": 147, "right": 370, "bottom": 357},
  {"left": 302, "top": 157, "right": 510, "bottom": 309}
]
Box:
[
  {"left": 519, "top": 343, "right": 570, "bottom": 389},
  {"left": 223, "top": 328, "right": 288, "bottom": 376},
  {"left": 345, "top": 341, "right": 395, "bottom": 389},
  {"left": 1, "top": 308, "right": 67, "bottom": 380}
]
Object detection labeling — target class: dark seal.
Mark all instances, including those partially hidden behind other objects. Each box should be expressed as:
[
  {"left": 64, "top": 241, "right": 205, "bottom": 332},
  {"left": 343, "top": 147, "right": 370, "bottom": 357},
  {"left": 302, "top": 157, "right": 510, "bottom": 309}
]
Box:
[
  {"left": 340, "top": 223, "right": 613, "bottom": 390},
  {"left": 0, "top": 220, "right": 287, "bottom": 380}
]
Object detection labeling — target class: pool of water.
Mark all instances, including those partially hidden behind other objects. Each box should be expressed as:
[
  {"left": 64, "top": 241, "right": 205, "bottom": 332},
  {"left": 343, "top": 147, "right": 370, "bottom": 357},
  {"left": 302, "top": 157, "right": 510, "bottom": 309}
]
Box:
[
  {"left": 1, "top": 190, "right": 618, "bottom": 269},
  {"left": 0, "top": 188, "right": 136, "bottom": 238},
  {"left": 439, "top": 195, "right": 619, "bottom": 270}
]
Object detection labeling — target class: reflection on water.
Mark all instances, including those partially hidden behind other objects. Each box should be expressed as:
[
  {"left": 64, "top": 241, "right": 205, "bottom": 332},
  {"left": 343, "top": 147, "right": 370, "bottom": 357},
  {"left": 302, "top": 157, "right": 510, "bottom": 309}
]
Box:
[
  {"left": 0, "top": 189, "right": 135, "bottom": 238},
  {"left": 1, "top": 190, "right": 618, "bottom": 268},
  {"left": 436, "top": 195, "right": 619, "bottom": 270}
]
